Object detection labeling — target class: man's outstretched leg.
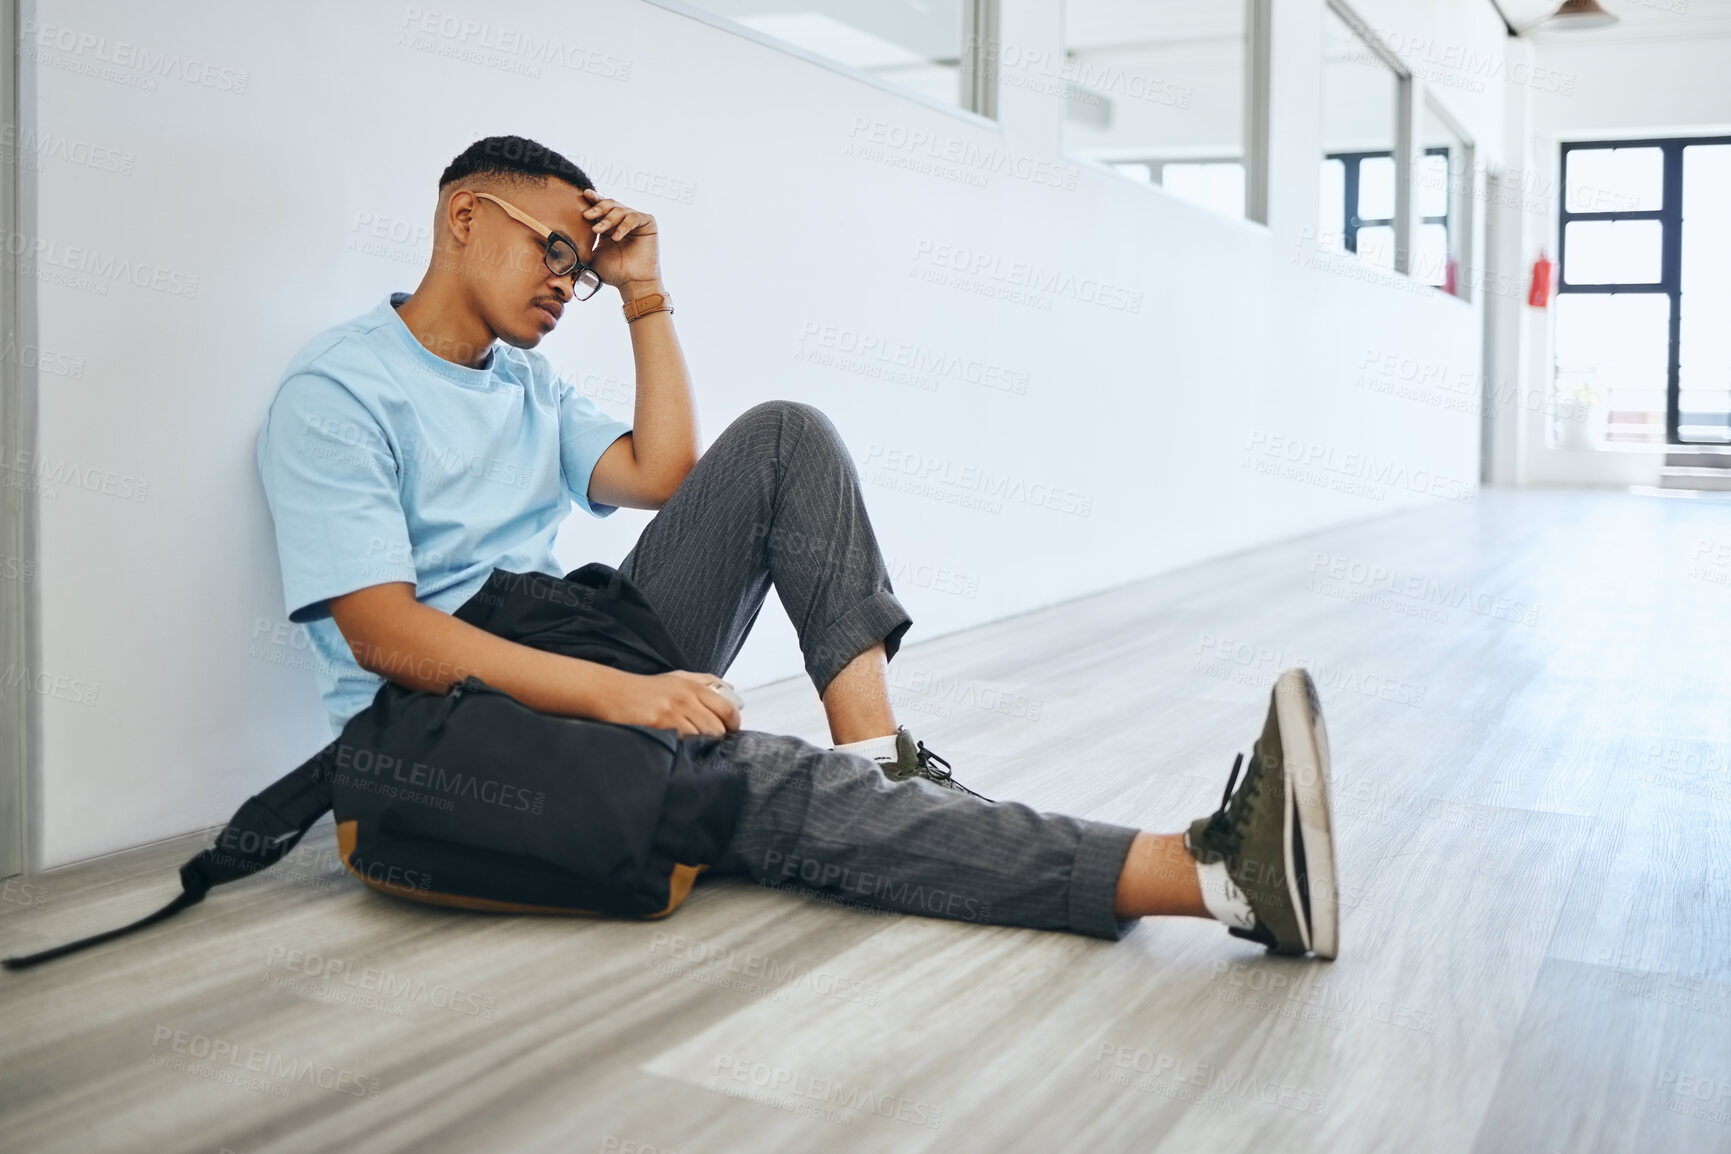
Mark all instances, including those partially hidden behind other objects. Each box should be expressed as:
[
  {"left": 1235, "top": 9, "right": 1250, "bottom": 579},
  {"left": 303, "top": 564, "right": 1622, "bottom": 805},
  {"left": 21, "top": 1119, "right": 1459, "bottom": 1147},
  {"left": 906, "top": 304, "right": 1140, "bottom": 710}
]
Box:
[
  {"left": 693, "top": 667, "right": 1340, "bottom": 958},
  {"left": 1118, "top": 667, "right": 1339, "bottom": 956}
]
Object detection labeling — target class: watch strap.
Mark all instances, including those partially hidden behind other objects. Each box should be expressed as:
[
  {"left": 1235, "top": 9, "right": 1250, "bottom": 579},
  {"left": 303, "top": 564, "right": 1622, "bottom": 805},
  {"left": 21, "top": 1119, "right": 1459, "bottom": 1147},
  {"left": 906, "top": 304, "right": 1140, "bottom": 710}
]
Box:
[{"left": 623, "top": 291, "right": 673, "bottom": 322}]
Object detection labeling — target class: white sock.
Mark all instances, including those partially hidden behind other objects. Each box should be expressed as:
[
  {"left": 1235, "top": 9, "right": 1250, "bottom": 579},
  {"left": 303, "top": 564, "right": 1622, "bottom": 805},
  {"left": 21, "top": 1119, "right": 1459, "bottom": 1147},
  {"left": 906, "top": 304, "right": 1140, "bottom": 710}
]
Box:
[
  {"left": 831, "top": 731, "right": 899, "bottom": 761},
  {"left": 1195, "top": 857, "right": 1257, "bottom": 930}
]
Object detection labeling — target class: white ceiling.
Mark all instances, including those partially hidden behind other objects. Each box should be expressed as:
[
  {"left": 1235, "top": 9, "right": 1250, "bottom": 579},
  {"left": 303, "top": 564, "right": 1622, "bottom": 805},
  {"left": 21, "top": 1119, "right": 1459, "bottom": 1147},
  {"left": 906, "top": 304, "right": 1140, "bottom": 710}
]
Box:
[{"left": 1500, "top": 0, "right": 1731, "bottom": 42}]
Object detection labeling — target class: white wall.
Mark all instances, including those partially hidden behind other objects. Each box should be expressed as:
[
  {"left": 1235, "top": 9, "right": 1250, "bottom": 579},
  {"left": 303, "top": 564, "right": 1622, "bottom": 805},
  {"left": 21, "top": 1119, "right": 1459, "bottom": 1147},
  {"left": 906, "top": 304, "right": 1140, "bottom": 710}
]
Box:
[
  {"left": 18, "top": 0, "right": 1496, "bottom": 868},
  {"left": 1487, "top": 32, "right": 1731, "bottom": 486},
  {"left": 1533, "top": 37, "right": 1731, "bottom": 138}
]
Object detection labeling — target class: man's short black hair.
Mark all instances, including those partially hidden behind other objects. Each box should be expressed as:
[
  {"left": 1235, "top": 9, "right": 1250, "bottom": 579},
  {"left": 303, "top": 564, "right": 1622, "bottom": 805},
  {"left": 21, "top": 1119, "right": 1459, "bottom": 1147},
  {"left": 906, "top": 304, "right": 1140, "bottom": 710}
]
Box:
[{"left": 437, "top": 135, "right": 592, "bottom": 197}]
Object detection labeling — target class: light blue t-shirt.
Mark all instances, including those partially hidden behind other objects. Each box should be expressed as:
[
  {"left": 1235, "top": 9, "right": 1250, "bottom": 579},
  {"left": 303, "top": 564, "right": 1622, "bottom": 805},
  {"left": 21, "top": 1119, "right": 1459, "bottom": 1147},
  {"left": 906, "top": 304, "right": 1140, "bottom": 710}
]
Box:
[{"left": 256, "top": 291, "right": 633, "bottom": 736}]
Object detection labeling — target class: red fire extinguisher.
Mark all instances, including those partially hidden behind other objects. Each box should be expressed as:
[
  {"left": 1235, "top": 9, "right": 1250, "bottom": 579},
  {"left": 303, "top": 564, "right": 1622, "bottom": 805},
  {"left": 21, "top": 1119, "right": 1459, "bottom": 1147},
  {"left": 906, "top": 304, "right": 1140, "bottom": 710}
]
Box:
[{"left": 1528, "top": 251, "right": 1553, "bottom": 308}]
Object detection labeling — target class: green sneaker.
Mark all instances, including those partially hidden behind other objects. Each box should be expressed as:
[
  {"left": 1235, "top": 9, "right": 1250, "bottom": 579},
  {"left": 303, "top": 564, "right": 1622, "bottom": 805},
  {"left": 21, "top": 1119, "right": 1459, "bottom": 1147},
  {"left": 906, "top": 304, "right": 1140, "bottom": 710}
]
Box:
[
  {"left": 1186, "top": 667, "right": 1339, "bottom": 959},
  {"left": 878, "top": 726, "right": 995, "bottom": 802}
]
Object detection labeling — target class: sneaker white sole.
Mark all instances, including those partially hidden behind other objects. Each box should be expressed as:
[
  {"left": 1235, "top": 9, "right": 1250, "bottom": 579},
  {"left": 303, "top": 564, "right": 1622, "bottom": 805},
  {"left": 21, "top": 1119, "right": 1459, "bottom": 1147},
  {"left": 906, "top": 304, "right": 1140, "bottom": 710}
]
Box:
[{"left": 1275, "top": 667, "right": 1339, "bottom": 960}]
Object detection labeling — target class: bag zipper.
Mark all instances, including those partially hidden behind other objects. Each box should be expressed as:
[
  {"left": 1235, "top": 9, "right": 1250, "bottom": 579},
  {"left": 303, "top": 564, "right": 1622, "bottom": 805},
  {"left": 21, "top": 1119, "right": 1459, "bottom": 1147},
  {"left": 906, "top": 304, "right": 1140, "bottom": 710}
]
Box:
[{"left": 428, "top": 675, "right": 494, "bottom": 732}]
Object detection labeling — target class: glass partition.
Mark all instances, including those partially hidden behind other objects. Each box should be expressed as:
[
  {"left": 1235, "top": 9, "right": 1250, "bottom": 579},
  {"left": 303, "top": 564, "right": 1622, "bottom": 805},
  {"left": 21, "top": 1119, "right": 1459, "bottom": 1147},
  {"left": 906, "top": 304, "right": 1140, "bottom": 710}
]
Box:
[
  {"left": 1064, "top": 0, "right": 1252, "bottom": 221},
  {"left": 685, "top": 0, "right": 987, "bottom": 112},
  {"left": 1418, "top": 98, "right": 1472, "bottom": 296},
  {"left": 1319, "top": 4, "right": 1401, "bottom": 268}
]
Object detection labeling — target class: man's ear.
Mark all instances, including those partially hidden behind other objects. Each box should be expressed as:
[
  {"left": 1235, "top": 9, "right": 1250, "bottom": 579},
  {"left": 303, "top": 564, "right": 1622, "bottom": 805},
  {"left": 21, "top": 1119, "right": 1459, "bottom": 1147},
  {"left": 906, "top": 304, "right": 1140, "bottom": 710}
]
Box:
[{"left": 443, "top": 190, "right": 475, "bottom": 245}]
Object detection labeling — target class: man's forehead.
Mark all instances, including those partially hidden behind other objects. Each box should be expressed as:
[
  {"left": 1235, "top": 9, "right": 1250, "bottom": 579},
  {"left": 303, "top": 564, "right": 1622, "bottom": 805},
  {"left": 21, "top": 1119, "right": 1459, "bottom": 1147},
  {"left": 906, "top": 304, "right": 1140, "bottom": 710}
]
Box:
[
  {"left": 455, "top": 177, "right": 585, "bottom": 222},
  {"left": 513, "top": 178, "right": 589, "bottom": 217},
  {"left": 449, "top": 176, "right": 597, "bottom": 257},
  {"left": 514, "top": 180, "right": 595, "bottom": 252}
]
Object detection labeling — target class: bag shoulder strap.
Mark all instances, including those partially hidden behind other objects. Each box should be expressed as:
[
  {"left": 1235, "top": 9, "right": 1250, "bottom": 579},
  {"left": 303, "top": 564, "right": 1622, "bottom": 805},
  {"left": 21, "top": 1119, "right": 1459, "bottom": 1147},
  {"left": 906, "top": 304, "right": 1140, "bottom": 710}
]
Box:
[{"left": 2, "top": 741, "right": 337, "bottom": 970}]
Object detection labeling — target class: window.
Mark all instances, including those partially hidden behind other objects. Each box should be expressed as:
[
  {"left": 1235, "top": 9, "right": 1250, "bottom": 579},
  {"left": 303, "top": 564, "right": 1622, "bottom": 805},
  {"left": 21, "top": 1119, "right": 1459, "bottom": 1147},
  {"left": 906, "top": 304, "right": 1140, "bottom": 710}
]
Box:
[
  {"left": 1321, "top": 152, "right": 1403, "bottom": 271},
  {"left": 1064, "top": 0, "right": 1256, "bottom": 222},
  {"left": 1319, "top": 3, "right": 1402, "bottom": 268},
  {"left": 1555, "top": 137, "right": 1731, "bottom": 446},
  {"left": 1320, "top": 147, "right": 1453, "bottom": 283},
  {"left": 1110, "top": 159, "right": 1246, "bottom": 220},
  {"left": 677, "top": 1, "right": 996, "bottom": 114}
]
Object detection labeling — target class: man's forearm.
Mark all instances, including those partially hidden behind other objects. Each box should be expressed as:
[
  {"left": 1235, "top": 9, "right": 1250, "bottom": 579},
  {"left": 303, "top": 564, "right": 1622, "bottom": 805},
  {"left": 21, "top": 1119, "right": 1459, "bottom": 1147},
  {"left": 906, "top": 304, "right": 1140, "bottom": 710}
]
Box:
[
  {"left": 350, "top": 599, "right": 627, "bottom": 718},
  {"left": 621, "top": 277, "right": 700, "bottom": 487}
]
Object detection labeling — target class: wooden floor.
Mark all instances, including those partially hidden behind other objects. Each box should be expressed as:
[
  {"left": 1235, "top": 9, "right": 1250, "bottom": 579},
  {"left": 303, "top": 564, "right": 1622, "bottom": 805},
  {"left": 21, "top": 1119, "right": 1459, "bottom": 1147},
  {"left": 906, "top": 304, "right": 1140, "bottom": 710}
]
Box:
[{"left": 2, "top": 489, "right": 1728, "bottom": 1154}]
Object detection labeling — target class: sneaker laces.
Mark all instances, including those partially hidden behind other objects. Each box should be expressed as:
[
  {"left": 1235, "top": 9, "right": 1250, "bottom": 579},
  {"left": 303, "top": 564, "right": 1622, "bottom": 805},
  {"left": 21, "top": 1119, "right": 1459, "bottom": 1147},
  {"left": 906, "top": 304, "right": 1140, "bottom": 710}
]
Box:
[
  {"left": 914, "top": 740, "right": 994, "bottom": 802},
  {"left": 1217, "top": 751, "right": 1246, "bottom": 811},
  {"left": 1200, "top": 752, "right": 1252, "bottom": 852}
]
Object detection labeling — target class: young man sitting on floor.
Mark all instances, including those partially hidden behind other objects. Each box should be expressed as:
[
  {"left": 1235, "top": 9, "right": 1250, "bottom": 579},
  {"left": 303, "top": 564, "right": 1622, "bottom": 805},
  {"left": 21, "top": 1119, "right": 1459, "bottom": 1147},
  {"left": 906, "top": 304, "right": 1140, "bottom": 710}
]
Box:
[{"left": 254, "top": 136, "right": 1340, "bottom": 958}]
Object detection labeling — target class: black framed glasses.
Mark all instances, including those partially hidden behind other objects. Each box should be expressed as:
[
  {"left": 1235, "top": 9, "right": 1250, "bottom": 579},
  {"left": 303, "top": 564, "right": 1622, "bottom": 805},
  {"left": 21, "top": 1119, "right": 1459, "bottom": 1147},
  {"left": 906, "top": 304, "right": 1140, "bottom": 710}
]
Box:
[{"left": 469, "top": 190, "right": 604, "bottom": 301}]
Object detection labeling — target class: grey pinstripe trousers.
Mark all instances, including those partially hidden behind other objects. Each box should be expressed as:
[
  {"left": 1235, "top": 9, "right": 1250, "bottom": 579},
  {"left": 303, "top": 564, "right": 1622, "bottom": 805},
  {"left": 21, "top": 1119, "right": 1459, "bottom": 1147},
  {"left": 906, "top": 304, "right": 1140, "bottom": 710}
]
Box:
[{"left": 617, "top": 400, "right": 1142, "bottom": 941}]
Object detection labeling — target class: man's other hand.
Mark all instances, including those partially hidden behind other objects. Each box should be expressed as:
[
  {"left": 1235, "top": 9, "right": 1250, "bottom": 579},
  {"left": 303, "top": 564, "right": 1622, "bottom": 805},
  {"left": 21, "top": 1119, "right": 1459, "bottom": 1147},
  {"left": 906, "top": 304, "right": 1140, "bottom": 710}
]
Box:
[{"left": 603, "top": 668, "right": 742, "bottom": 738}]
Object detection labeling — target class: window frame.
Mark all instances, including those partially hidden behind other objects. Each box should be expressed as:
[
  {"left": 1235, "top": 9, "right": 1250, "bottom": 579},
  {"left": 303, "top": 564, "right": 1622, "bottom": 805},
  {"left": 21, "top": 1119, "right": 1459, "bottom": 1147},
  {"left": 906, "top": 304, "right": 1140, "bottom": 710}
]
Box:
[{"left": 1557, "top": 134, "right": 1731, "bottom": 446}]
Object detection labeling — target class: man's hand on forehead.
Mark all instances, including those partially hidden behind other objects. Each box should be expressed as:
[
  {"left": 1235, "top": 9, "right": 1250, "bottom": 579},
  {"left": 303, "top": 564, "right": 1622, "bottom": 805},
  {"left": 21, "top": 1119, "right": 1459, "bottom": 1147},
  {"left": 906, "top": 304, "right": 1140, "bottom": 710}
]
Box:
[
  {"left": 581, "top": 187, "right": 656, "bottom": 243},
  {"left": 578, "top": 186, "right": 661, "bottom": 289}
]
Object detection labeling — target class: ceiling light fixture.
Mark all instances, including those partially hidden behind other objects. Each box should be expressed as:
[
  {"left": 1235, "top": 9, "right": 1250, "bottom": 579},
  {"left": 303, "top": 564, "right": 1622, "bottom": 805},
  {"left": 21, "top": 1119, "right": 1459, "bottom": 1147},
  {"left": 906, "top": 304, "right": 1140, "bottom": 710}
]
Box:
[
  {"left": 1486, "top": 0, "right": 1621, "bottom": 35},
  {"left": 1546, "top": 0, "right": 1620, "bottom": 30}
]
